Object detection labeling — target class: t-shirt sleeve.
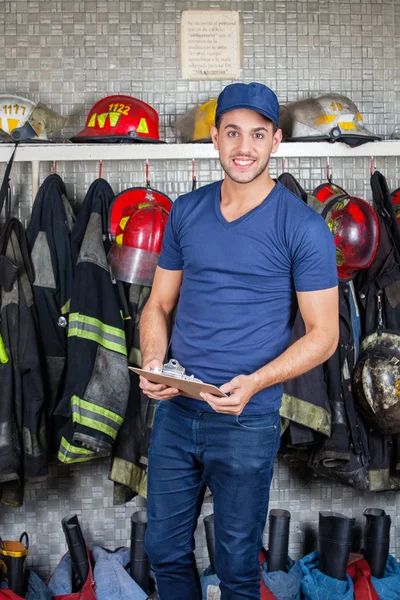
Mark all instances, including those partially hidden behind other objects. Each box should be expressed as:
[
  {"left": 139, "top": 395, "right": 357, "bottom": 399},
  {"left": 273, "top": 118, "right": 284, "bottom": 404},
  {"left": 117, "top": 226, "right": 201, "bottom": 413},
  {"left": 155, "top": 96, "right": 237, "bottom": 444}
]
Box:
[
  {"left": 158, "top": 201, "right": 184, "bottom": 270},
  {"left": 292, "top": 212, "right": 338, "bottom": 292}
]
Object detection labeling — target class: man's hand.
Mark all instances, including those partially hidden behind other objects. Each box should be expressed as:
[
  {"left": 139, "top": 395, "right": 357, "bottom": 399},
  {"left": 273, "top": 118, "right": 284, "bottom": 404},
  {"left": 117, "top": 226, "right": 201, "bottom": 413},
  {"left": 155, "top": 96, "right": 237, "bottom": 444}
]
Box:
[
  {"left": 200, "top": 373, "right": 261, "bottom": 415},
  {"left": 139, "top": 358, "right": 179, "bottom": 401}
]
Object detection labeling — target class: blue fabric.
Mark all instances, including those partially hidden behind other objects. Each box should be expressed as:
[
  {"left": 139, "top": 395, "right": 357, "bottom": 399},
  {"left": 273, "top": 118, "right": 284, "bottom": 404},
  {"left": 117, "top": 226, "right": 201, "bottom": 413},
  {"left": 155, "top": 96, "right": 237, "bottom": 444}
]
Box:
[
  {"left": 372, "top": 554, "right": 400, "bottom": 600},
  {"left": 215, "top": 82, "right": 280, "bottom": 125},
  {"left": 26, "top": 571, "right": 53, "bottom": 600},
  {"left": 200, "top": 558, "right": 302, "bottom": 600},
  {"left": 261, "top": 558, "right": 301, "bottom": 600},
  {"left": 200, "top": 565, "right": 220, "bottom": 600},
  {"left": 0, "top": 570, "right": 52, "bottom": 600},
  {"left": 91, "top": 547, "right": 147, "bottom": 600},
  {"left": 159, "top": 180, "right": 337, "bottom": 414},
  {"left": 299, "top": 551, "right": 354, "bottom": 600},
  {"left": 47, "top": 553, "right": 74, "bottom": 595},
  {"left": 48, "top": 547, "right": 148, "bottom": 600},
  {"left": 145, "top": 400, "right": 281, "bottom": 600},
  {"left": 347, "top": 281, "right": 362, "bottom": 361}
]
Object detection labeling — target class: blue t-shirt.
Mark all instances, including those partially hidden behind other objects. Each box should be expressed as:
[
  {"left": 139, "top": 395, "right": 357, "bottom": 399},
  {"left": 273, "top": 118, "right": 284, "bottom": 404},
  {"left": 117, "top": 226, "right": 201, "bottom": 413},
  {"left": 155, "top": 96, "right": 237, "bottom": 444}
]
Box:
[{"left": 158, "top": 180, "right": 338, "bottom": 414}]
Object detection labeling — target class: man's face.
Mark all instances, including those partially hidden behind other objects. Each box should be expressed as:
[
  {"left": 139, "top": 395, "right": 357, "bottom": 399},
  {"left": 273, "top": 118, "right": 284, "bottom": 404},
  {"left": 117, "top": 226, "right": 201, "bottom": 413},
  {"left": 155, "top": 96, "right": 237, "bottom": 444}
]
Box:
[{"left": 211, "top": 109, "right": 282, "bottom": 185}]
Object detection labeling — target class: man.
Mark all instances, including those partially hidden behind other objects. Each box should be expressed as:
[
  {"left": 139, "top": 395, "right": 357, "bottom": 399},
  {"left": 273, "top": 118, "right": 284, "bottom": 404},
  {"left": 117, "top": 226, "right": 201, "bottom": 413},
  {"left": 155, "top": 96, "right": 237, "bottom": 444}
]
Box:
[{"left": 139, "top": 82, "right": 339, "bottom": 600}]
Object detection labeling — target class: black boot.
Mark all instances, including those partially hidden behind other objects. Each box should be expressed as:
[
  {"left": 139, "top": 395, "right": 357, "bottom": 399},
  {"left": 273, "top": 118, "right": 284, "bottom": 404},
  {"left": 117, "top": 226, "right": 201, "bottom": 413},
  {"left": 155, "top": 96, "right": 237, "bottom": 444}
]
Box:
[
  {"left": 319, "top": 512, "right": 355, "bottom": 581},
  {"left": 204, "top": 514, "right": 216, "bottom": 572},
  {"left": 363, "top": 508, "right": 391, "bottom": 579},
  {"left": 61, "top": 515, "right": 90, "bottom": 592},
  {"left": 131, "top": 510, "right": 151, "bottom": 594},
  {"left": 0, "top": 532, "right": 29, "bottom": 596},
  {"left": 267, "top": 509, "right": 291, "bottom": 573}
]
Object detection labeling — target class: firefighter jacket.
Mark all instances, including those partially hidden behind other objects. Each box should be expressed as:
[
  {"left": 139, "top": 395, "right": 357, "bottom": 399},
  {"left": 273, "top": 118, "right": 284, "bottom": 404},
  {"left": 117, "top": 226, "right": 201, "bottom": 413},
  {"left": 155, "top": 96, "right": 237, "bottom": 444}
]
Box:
[
  {"left": 354, "top": 171, "right": 400, "bottom": 491},
  {"left": 110, "top": 283, "right": 154, "bottom": 504},
  {"left": 356, "top": 171, "right": 400, "bottom": 333},
  {"left": 26, "top": 174, "right": 75, "bottom": 418},
  {"left": 0, "top": 218, "right": 47, "bottom": 507},
  {"left": 309, "top": 281, "right": 369, "bottom": 490},
  {"left": 278, "top": 173, "right": 369, "bottom": 489},
  {"left": 55, "top": 179, "right": 130, "bottom": 464}
]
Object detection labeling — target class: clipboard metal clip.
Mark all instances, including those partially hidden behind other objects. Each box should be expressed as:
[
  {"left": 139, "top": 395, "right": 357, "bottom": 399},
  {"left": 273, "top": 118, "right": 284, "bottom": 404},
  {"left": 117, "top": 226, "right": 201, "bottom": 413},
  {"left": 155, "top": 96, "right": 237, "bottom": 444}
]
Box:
[{"left": 154, "top": 359, "right": 202, "bottom": 383}]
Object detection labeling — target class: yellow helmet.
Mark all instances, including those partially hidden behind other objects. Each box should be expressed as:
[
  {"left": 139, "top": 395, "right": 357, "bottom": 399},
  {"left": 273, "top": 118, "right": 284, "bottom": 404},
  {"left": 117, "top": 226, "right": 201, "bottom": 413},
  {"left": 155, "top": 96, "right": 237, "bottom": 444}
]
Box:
[{"left": 175, "top": 98, "right": 217, "bottom": 142}]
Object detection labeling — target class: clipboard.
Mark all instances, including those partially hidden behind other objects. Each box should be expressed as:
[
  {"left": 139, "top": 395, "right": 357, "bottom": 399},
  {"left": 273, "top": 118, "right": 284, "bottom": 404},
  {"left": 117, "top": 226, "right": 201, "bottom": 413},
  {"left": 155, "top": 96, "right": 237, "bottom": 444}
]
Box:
[{"left": 129, "top": 367, "right": 227, "bottom": 401}]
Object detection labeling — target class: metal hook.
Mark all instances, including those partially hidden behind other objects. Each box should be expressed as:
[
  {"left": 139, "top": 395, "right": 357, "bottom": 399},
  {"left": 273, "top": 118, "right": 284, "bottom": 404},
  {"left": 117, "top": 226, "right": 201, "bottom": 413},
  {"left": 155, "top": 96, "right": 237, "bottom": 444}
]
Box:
[
  {"left": 98, "top": 159, "right": 103, "bottom": 179},
  {"left": 145, "top": 159, "right": 150, "bottom": 188},
  {"left": 325, "top": 157, "right": 332, "bottom": 183},
  {"left": 370, "top": 156, "right": 376, "bottom": 177},
  {"left": 192, "top": 158, "right": 197, "bottom": 191},
  {"left": 53, "top": 161, "right": 57, "bottom": 174}
]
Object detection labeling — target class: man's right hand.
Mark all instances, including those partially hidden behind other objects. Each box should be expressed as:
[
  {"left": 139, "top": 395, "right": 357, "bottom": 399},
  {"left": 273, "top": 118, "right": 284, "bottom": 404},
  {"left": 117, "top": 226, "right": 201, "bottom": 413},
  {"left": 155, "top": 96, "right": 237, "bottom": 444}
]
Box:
[{"left": 139, "top": 358, "right": 180, "bottom": 401}]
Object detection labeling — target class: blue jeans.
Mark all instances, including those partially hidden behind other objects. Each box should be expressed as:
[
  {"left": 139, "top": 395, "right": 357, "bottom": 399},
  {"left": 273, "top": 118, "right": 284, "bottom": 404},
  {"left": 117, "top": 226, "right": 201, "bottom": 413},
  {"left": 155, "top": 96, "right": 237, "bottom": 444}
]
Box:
[{"left": 145, "top": 400, "right": 281, "bottom": 600}]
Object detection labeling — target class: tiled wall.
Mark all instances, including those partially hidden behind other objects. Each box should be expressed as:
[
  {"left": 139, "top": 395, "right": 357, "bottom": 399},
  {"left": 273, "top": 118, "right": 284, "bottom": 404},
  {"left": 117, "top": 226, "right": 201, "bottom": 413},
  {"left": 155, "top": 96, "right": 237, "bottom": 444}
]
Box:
[{"left": 1, "top": 0, "right": 400, "bottom": 577}]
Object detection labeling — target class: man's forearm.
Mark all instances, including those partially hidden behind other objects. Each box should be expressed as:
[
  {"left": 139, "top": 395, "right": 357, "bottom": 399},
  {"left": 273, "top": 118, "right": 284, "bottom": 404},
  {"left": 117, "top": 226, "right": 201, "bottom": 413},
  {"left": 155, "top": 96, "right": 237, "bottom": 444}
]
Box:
[
  {"left": 251, "top": 328, "right": 338, "bottom": 393},
  {"left": 140, "top": 301, "right": 173, "bottom": 366}
]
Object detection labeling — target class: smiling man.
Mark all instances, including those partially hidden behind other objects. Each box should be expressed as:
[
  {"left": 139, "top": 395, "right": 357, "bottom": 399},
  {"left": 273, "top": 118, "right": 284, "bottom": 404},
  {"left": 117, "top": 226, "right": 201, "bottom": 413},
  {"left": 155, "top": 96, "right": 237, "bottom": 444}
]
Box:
[{"left": 139, "top": 82, "right": 339, "bottom": 600}]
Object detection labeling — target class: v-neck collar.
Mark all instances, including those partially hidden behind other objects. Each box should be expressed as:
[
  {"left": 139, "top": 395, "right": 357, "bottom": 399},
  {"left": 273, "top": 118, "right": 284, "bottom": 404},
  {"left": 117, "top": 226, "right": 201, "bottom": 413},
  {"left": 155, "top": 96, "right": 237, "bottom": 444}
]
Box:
[{"left": 214, "top": 180, "right": 281, "bottom": 229}]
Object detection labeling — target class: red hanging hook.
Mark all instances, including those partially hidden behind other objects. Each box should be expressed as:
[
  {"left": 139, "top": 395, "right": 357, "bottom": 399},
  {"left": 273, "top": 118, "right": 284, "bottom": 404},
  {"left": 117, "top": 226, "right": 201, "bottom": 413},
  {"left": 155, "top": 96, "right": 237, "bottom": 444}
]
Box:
[
  {"left": 192, "top": 158, "right": 197, "bottom": 191},
  {"left": 53, "top": 161, "right": 57, "bottom": 174},
  {"left": 98, "top": 160, "right": 103, "bottom": 179},
  {"left": 325, "top": 157, "right": 331, "bottom": 183},
  {"left": 370, "top": 156, "right": 376, "bottom": 177},
  {"left": 281, "top": 158, "right": 285, "bottom": 174},
  {"left": 145, "top": 159, "right": 150, "bottom": 188}
]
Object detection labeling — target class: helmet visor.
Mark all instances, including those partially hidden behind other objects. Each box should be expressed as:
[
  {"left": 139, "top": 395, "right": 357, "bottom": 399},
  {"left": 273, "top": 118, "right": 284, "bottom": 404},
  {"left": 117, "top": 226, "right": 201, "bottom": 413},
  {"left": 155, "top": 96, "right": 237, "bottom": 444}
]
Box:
[{"left": 108, "top": 244, "right": 160, "bottom": 286}]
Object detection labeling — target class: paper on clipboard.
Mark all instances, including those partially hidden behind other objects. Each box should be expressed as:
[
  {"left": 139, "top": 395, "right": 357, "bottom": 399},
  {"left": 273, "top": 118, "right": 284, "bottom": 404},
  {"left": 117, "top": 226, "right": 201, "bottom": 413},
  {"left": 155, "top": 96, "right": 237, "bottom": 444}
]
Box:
[{"left": 129, "top": 367, "right": 227, "bottom": 402}]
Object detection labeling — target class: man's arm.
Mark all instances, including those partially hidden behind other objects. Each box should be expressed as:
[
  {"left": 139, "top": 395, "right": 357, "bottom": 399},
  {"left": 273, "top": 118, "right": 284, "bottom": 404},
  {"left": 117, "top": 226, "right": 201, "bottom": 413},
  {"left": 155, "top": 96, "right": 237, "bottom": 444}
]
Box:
[
  {"left": 201, "top": 286, "right": 339, "bottom": 414},
  {"left": 139, "top": 266, "right": 183, "bottom": 400}
]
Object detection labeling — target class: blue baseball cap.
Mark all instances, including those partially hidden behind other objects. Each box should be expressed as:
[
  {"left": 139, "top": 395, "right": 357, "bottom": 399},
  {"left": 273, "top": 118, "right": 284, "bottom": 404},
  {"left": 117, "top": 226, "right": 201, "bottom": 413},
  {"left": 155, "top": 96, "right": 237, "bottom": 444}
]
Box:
[{"left": 215, "top": 82, "right": 279, "bottom": 126}]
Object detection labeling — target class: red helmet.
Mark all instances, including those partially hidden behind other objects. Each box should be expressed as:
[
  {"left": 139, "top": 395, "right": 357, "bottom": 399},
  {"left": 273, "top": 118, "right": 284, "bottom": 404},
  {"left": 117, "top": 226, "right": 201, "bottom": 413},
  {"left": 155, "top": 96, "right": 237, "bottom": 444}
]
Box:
[
  {"left": 108, "top": 188, "right": 172, "bottom": 285},
  {"left": 71, "top": 95, "right": 161, "bottom": 143},
  {"left": 391, "top": 188, "right": 400, "bottom": 226},
  {"left": 312, "top": 182, "right": 348, "bottom": 203},
  {"left": 324, "top": 196, "right": 379, "bottom": 280}
]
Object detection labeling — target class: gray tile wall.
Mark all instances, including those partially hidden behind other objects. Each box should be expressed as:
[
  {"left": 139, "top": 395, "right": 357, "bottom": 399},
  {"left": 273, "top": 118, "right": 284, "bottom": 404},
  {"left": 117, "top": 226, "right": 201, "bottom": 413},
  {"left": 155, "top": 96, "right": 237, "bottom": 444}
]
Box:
[{"left": 1, "top": 0, "right": 400, "bottom": 578}]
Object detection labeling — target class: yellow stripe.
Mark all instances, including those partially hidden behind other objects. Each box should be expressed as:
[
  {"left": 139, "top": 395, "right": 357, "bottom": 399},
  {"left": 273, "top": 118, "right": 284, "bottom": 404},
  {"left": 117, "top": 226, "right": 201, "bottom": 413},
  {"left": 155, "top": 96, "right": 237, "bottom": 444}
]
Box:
[
  {"left": 338, "top": 121, "right": 356, "bottom": 130},
  {"left": 72, "top": 413, "right": 118, "bottom": 440},
  {"left": 57, "top": 437, "right": 105, "bottom": 464},
  {"left": 0, "top": 549, "right": 28, "bottom": 558},
  {"left": 314, "top": 115, "right": 336, "bottom": 125},
  {"left": 69, "top": 313, "right": 125, "bottom": 340},
  {"left": 61, "top": 299, "right": 71, "bottom": 315},
  {"left": 68, "top": 327, "right": 127, "bottom": 356},
  {"left": 119, "top": 216, "right": 130, "bottom": 231},
  {"left": 71, "top": 395, "right": 123, "bottom": 425}
]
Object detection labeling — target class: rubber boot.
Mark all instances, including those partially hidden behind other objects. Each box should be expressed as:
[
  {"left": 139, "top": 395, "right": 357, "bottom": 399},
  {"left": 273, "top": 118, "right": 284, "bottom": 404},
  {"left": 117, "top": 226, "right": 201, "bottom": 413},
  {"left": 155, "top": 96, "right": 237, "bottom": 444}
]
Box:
[
  {"left": 204, "top": 514, "right": 216, "bottom": 572},
  {"left": 0, "top": 532, "right": 29, "bottom": 596},
  {"left": 267, "top": 509, "right": 291, "bottom": 572},
  {"left": 61, "top": 515, "right": 89, "bottom": 592},
  {"left": 319, "top": 512, "right": 355, "bottom": 581},
  {"left": 363, "top": 508, "right": 391, "bottom": 579},
  {"left": 131, "top": 510, "right": 151, "bottom": 594}
]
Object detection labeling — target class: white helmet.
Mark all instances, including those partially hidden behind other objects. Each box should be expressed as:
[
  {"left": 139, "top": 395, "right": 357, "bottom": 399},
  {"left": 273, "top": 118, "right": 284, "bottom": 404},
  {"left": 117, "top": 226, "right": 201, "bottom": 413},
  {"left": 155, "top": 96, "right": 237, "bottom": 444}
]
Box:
[
  {"left": 0, "top": 95, "right": 66, "bottom": 141},
  {"left": 279, "top": 93, "right": 381, "bottom": 146}
]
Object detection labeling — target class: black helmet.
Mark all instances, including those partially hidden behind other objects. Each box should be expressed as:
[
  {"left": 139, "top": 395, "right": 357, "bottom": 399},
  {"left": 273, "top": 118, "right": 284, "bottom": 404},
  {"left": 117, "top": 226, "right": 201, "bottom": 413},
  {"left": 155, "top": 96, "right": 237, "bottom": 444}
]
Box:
[{"left": 353, "top": 331, "right": 400, "bottom": 434}]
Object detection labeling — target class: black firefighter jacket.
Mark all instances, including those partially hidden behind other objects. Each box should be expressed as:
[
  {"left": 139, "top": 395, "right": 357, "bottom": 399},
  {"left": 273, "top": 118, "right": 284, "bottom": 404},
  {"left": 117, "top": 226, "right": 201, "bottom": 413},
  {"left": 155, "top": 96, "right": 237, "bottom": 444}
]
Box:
[
  {"left": 26, "top": 174, "right": 75, "bottom": 419},
  {"left": 0, "top": 219, "right": 47, "bottom": 507},
  {"left": 355, "top": 171, "right": 400, "bottom": 491},
  {"left": 55, "top": 179, "right": 130, "bottom": 464}
]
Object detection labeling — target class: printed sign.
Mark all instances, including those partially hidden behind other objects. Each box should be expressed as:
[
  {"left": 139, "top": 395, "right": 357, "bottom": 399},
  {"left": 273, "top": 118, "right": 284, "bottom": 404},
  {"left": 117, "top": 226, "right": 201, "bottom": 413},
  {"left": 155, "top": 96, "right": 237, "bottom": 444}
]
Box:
[{"left": 180, "top": 10, "right": 242, "bottom": 80}]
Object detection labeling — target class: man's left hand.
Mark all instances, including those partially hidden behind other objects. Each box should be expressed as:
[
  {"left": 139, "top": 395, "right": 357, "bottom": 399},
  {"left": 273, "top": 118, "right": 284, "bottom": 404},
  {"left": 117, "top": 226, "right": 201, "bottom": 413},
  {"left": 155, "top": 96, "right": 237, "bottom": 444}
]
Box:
[{"left": 200, "top": 373, "right": 261, "bottom": 415}]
